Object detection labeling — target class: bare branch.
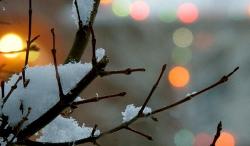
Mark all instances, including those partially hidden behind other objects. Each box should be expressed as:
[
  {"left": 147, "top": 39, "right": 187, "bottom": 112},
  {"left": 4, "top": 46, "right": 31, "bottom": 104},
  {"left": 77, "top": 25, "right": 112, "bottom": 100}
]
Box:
[
  {"left": 64, "top": 0, "right": 101, "bottom": 63},
  {"left": 2, "top": 76, "right": 22, "bottom": 107},
  {"left": 210, "top": 121, "right": 222, "bottom": 146},
  {"left": 138, "top": 64, "right": 166, "bottom": 116},
  {"left": 150, "top": 66, "right": 239, "bottom": 115},
  {"left": 51, "top": 28, "right": 64, "bottom": 98},
  {"left": 90, "top": 25, "right": 97, "bottom": 65},
  {"left": 0, "top": 46, "right": 39, "bottom": 54},
  {"left": 100, "top": 68, "right": 146, "bottom": 77},
  {"left": 74, "top": 0, "right": 83, "bottom": 28},
  {"left": 125, "top": 127, "right": 153, "bottom": 141},
  {"left": 72, "top": 92, "right": 126, "bottom": 106},
  {"left": 1, "top": 81, "right": 4, "bottom": 98}
]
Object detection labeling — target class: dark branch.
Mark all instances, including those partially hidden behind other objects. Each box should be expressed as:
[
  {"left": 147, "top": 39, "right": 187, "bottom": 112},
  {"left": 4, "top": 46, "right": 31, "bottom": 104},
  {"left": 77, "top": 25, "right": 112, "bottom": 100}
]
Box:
[
  {"left": 138, "top": 64, "right": 166, "bottom": 116},
  {"left": 51, "top": 28, "right": 64, "bottom": 98},
  {"left": 210, "top": 121, "right": 222, "bottom": 146},
  {"left": 64, "top": 0, "right": 101, "bottom": 63},
  {"left": 125, "top": 127, "right": 153, "bottom": 141},
  {"left": 1, "top": 81, "right": 4, "bottom": 98},
  {"left": 72, "top": 92, "right": 126, "bottom": 106},
  {"left": 150, "top": 66, "right": 239, "bottom": 115},
  {"left": 24, "top": 0, "right": 32, "bottom": 66},
  {"left": 90, "top": 25, "right": 97, "bottom": 65},
  {"left": 2, "top": 76, "right": 22, "bottom": 107},
  {"left": 74, "top": 0, "right": 83, "bottom": 28},
  {"left": 17, "top": 57, "right": 108, "bottom": 139},
  {"left": 100, "top": 68, "right": 146, "bottom": 77},
  {"left": 0, "top": 46, "right": 39, "bottom": 54}
]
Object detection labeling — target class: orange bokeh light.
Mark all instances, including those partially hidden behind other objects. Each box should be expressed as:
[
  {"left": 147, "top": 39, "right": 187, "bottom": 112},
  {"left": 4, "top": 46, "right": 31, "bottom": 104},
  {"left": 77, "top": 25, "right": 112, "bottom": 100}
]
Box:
[
  {"left": 177, "top": 3, "right": 199, "bottom": 24},
  {"left": 168, "top": 66, "right": 190, "bottom": 87},
  {"left": 130, "top": 0, "right": 150, "bottom": 21},
  {"left": 100, "top": 0, "right": 112, "bottom": 5},
  {"left": 216, "top": 132, "right": 236, "bottom": 146}
]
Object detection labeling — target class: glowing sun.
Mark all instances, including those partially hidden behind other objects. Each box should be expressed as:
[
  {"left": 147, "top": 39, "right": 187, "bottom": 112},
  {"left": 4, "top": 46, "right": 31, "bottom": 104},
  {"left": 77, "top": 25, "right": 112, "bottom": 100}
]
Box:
[{"left": 0, "top": 33, "right": 24, "bottom": 58}]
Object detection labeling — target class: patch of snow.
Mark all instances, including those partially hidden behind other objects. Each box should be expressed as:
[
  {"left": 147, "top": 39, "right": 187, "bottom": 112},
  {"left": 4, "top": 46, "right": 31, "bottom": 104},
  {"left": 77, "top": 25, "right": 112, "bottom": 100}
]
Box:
[
  {"left": 72, "top": 0, "right": 95, "bottom": 27},
  {"left": 1, "top": 62, "right": 92, "bottom": 128},
  {"left": 37, "top": 115, "right": 100, "bottom": 142},
  {"left": 121, "top": 104, "right": 152, "bottom": 123},
  {"left": 96, "top": 48, "right": 105, "bottom": 62}
]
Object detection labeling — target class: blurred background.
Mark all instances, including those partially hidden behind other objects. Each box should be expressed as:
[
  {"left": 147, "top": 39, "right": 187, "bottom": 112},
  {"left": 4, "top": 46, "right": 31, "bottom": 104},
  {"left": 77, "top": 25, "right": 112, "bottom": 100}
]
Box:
[{"left": 1, "top": 0, "right": 250, "bottom": 145}]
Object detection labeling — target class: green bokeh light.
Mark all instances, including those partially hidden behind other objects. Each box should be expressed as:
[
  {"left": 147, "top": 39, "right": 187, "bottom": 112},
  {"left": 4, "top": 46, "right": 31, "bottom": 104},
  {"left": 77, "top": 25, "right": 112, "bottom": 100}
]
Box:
[
  {"left": 172, "top": 48, "right": 192, "bottom": 65},
  {"left": 112, "top": 0, "right": 130, "bottom": 17},
  {"left": 159, "top": 10, "right": 176, "bottom": 23},
  {"left": 174, "top": 129, "right": 194, "bottom": 146}
]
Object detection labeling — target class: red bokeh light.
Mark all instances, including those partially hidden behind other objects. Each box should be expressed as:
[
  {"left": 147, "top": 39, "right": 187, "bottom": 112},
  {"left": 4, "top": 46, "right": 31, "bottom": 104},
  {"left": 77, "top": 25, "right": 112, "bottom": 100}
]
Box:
[
  {"left": 130, "top": 0, "right": 150, "bottom": 21},
  {"left": 177, "top": 3, "right": 199, "bottom": 24},
  {"left": 194, "top": 133, "right": 213, "bottom": 146}
]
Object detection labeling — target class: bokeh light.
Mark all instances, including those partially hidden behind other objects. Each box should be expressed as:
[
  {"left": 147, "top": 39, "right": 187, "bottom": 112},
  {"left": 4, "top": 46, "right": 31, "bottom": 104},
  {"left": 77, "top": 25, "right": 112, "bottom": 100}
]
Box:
[
  {"left": 194, "top": 31, "right": 214, "bottom": 50},
  {"left": 20, "top": 45, "right": 40, "bottom": 62},
  {"left": 112, "top": 0, "right": 130, "bottom": 17},
  {"left": 0, "top": 33, "right": 24, "bottom": 58},
  {"left": 129, "top": 0, "right": 150, "bottom": 21},
  {"left": 194, "top": 133, "right": 213, "bottom": 146},
  {"left": 216, "top": 132, "right": 236, "bottom": 146},
  {"left": 100, "top": 0, "right": 112, "bottom": 5},
  {"left": 177, "top": 3, "right": 199, "bottom": 24},
  {"left": 247, "top": 5, "right": 250, "bottom": 17},
  {"left": 159, "top": 10, "right": 176, "bottom": 23},
  {"left": 173, "top": 27, "right": 194, "bottom": 48},
  {"left": 174, "top": 129, "right": 194, "bottom": 146},
  {"left": 171, "top": 48, "right": 192, "bottom": 65},
  {"left": 168, "top": 66, "right": 190, "bottom": 88}
]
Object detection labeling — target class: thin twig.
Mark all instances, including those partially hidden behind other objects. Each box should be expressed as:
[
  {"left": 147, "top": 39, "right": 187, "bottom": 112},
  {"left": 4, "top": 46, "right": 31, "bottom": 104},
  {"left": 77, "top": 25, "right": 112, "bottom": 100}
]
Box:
[
  {"left": 150, "top": 67, "right": 239, "bottom": 115},
  {"left": 72, "top": 92, "right": 126, "bottom": 106},
  {"left": 24, "top": 0, "right": 32, "bottom": 66},
  {"left": 2, "top": 76, "right": 22, "bottom": 107},
  {"left": 51, "top": 28, "right": 64, "bottom": 98},
  {"left": 138, "top": 64, "right": 166, "bottom": 116},
  {"left": 0, "top": 46, "right": 39, "bottom": 54},
  {"left": 91, "top": 124, "right": 98, "bottom": 137},
  {"left": 1, "top": 81, "right": 4, "bottom": 98},
  {"left": 210, "top": 121, "right": 222, "bottom": 146},
  {"left": 90, "top": 25, "right": 97, "bottom": 65},
  {"left": 100, "top": 68, "right": 146, "bottom": 77},
  {"left": 74, "top": 0, "right": 83, "bottom": 28},
  {"left": 125, "top": 127, "right": 153, "bottom": 141}
]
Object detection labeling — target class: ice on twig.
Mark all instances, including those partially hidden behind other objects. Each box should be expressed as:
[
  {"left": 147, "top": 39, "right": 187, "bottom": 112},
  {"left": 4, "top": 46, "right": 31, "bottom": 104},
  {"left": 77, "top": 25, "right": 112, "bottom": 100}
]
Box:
[{"left": 185, "top": 91, "right": 197, "bottom": 97}]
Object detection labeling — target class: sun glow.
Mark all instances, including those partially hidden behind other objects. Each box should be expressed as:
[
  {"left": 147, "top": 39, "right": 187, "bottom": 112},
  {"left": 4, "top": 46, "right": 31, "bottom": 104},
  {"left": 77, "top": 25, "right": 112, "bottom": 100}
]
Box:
[{"left": 0, "top": 33, "right": 24, "bottom": 58}]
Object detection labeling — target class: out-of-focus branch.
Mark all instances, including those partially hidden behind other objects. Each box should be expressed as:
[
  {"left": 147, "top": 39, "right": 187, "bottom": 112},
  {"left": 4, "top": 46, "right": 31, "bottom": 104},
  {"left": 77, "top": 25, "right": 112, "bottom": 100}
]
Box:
[
  {"left": 65, "top": 0, "right": 100, "bottom": 63},
  {"left": 0, "top": 45, "right": 39, "bottom": 54}
]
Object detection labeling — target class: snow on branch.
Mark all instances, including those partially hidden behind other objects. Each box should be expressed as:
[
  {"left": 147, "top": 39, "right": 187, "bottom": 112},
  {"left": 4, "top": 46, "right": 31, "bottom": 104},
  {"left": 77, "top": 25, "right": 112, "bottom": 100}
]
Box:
[{"left": 37, "top": 115, "right": 100, "bottom": 143}]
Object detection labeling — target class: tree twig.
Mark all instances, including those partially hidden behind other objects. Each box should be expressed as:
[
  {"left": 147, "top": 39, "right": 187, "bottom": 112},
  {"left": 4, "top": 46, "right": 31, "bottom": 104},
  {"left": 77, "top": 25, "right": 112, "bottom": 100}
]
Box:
[
  {"left": 72, "top": 92, "right": 126, "bottom": 106},
  {"left": 100, "top": 68, "right": 146, "bottom": 77},
  {"left": 138, "top": 64, "right": 166, "bottom": 116},
  {"left": 150, "top": 66, "right": 239, "bottom": 115},
  {"left": 51, "top": 28, "right": 64, "bottom": 98},
  {"left": 210, "top": 121, "right": 222, "bottom": 146}
]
